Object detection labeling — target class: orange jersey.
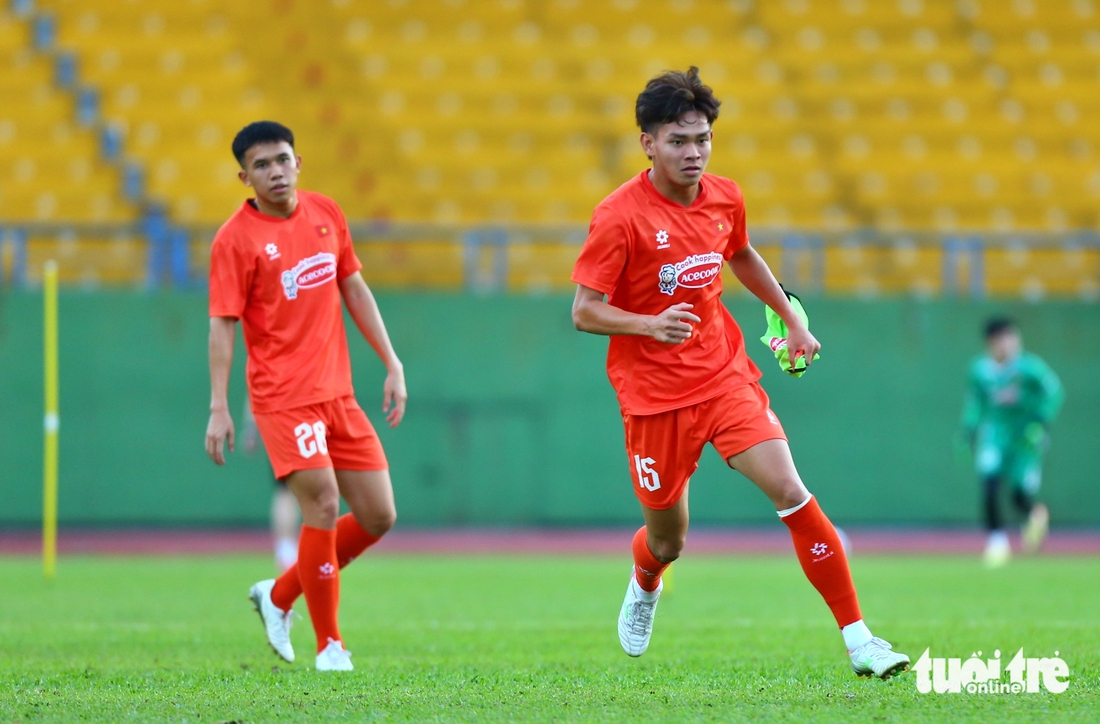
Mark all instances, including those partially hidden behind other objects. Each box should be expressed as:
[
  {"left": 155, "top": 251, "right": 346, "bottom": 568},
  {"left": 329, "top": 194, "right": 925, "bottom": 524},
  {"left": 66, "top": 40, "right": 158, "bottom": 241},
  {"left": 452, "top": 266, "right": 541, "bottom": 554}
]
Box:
[
  {"left": 571, "top": 171, "right": 761, "bottom": 415},
  {"left": 209, "top": 190, "right": 361, "bottom": 414}
]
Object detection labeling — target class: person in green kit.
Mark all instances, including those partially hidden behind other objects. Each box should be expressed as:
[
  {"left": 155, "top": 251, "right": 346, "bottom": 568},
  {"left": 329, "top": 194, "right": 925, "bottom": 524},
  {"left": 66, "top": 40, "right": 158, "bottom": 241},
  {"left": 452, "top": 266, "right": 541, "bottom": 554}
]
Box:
[{"left": 960, "top": 317, "right": 1064, "bottom": 568}]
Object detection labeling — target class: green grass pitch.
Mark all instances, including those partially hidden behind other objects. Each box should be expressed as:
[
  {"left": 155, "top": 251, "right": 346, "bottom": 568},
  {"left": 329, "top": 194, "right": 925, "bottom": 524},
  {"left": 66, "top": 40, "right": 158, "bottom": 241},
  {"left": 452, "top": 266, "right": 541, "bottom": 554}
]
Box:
[{"left": 1, "top": 553, "right": 1097, "bottom": 722}]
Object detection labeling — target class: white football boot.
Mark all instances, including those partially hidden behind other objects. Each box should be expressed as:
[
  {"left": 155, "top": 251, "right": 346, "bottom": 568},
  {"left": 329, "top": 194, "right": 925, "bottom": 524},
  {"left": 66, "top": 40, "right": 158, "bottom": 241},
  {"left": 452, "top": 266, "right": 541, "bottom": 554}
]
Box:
[
  {"left": 617, "top": 570, "right": 663, "bottom": 657},
  {"left": 1022, "top": 504, "right": 1049, "bottom": 554},
  {"left": 849, "top": 637, "right": 911, "bottom": 680},
  {"left": 983, "top": 530, "right": 1011, "bottom": 568},
  {"left": 248, "top": 579, "right": 295, "bottom": 663},
  {"left": 316, "top": 638, "right": 354, "bottom": 671}
]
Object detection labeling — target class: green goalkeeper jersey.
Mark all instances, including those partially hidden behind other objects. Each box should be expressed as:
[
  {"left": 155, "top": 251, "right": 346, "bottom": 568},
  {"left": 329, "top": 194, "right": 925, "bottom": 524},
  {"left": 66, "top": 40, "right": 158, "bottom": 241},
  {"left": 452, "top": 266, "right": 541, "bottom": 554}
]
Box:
[{"left": 960, "top": 352, "right": 1064, "bottom": 443}]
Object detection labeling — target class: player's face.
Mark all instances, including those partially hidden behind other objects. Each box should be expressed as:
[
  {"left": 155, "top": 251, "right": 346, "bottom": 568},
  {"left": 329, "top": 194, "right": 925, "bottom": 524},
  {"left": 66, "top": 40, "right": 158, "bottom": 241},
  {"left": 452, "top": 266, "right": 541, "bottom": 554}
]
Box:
[
  {"left": 641, "top": 110, "right": 712, "bottom": 187},
  {"left": 987, "top": 330, "right": 1022, "bottom": 363},
  {"left": 238, "top": 141, "right": 301, "bottom": 205}
]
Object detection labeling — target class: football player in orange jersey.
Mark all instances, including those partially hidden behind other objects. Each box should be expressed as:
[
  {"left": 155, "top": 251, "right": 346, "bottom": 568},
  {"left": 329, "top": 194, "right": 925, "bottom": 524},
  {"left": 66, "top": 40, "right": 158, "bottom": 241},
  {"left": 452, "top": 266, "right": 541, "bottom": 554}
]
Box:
[
  {"left": 206, "top": 121, "right": 405, "bottom": 671},
  {"left": 571, "top": 69, "right": 909, "bottom": 679}
]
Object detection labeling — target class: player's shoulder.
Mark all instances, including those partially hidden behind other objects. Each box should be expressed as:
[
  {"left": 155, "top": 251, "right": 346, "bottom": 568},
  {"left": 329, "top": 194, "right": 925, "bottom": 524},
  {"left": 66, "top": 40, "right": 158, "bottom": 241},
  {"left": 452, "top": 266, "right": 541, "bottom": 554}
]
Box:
[
  {"left": 702, "top": 173, "right": 745, "bottom": 204},
  {"left": 1020, "top": 351, "right": 1054, "bottom": 373},
  {"left": 969, "top": 355, "right": 993, "bottom": 377},
  {"left": 212, "top": 202, "right": 252, "bottom": 248},
  {"left": 298, "top": 189, "right": 346, "bottom": 218},
  {"left": 592, "top": 172, "right": 648, "bottom": 221}
]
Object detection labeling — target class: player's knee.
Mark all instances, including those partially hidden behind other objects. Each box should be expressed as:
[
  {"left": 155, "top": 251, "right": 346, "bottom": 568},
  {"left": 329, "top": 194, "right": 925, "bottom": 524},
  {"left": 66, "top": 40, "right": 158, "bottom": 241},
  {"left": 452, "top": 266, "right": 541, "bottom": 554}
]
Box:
[
  {"left": 301, "top": 488, "right": 340, "bottom": 527},
  {"left": 363, "top": 507, "right": 396, "bottom": 537},
  {"left": 775, "top": 478, "right": 810, "bottom": 511},
  {"left": 649, "top": 535, "right": 684, "bottom": 564}
]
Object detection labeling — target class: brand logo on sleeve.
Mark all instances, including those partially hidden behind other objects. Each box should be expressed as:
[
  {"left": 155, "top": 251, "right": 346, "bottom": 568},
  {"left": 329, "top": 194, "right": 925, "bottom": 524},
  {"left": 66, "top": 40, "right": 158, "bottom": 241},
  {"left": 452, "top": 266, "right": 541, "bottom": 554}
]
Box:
[
  {"left": 657, "top": 252, "right": 724, "bottom": 295},
  {"left": 281, "top": 252, "right": 337, "bottom": 300}
]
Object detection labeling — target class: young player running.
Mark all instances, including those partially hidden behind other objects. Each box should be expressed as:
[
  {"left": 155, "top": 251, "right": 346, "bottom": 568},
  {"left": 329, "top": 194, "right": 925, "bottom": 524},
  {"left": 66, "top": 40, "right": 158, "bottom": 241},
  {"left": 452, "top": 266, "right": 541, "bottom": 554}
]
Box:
[
  {"left": 205, "top": 121, "right": 406, "bottom": 671},
  {"left": 571, "top": 69, "right": 910, "bottom": 679},
  {"left": 959, "top": 317, "right": 1063, "bottom": 568}
]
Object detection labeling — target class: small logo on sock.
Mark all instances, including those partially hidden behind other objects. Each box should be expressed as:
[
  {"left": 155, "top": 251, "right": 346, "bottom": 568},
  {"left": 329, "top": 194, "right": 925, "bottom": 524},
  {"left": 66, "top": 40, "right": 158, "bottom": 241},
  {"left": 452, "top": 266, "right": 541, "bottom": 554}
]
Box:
[
  {"left": 319, "top": 562, "right": 335, "bottom": 577},
  {"left": 810, "top": 542, "right": 833, "bottom": 562}
]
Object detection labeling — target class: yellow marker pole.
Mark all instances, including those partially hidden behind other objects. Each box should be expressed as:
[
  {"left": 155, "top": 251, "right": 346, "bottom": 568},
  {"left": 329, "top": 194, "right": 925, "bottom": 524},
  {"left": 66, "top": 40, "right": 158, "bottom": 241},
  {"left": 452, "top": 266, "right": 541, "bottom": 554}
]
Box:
[{"left": 43, "top": 260, "right": 59, "bottom": 580}]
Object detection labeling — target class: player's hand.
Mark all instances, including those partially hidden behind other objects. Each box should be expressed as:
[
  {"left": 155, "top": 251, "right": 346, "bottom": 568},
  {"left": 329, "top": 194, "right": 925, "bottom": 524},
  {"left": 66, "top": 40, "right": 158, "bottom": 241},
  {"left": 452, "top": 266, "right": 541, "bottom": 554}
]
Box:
[
  {"left": 205, "top": 408, "right": 235, "bottom": 465},
  {"left": 650, "top": 303, "right": 701, "bottom": 344},
  {"left": 785, "top": 323, "right": 821, "bottom": 368},
  {"left": 383, "top": 366, "right": 407, "bottom": 428}
]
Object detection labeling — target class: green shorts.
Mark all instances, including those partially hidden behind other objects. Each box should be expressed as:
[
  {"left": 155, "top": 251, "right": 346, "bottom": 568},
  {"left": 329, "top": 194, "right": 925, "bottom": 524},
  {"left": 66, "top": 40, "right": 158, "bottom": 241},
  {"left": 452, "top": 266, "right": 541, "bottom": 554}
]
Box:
[{"left": 975, "top": 433, "right": 1044, "bottom": 494}]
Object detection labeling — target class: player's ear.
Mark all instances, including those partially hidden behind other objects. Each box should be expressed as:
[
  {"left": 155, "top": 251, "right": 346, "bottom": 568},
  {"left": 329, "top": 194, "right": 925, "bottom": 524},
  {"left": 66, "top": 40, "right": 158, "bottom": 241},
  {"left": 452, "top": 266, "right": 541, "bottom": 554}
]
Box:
[
  {"left": 238, "top": 168, "right": 251, "bottom": 187},
  {"left": 295, "top": 154, "right": 303, "bottom": 171},
  {"left": 640, "top": 131, "right": 655, "bottom": 161}
]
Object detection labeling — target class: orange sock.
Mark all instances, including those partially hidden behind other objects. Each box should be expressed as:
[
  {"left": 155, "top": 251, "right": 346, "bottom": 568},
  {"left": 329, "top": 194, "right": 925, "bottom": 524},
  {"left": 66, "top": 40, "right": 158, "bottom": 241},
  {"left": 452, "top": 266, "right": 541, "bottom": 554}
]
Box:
[
  {"left": 286, "top": 525, "right": 341, "bottom": 653},
  {"left": 271, "top": 514, "right": 381, "bottom": 611},
  {"left": 779, "top": 496, "right": 862, "bottom": 628},
  {"left": 632, "top": 526, "right": 670, "bottom": 592}
]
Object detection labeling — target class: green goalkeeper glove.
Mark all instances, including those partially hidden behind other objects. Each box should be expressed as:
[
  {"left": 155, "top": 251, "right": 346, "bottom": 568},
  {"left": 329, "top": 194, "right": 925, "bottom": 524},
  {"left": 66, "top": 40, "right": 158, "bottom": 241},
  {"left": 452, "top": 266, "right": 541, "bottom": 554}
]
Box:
[{"left": 761, "top": 287, "right": 820, "bottom": 378}]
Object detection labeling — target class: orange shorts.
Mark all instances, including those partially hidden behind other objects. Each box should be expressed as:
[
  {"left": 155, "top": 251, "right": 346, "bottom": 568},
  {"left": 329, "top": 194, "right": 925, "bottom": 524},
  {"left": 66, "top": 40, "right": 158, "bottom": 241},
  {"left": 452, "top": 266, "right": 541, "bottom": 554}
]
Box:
[
  {"left": 253, "top": 395, "right": 388, "bottom": 480},
  {"left": 623, "top": 382, "right": 787, "bottom": 510}
]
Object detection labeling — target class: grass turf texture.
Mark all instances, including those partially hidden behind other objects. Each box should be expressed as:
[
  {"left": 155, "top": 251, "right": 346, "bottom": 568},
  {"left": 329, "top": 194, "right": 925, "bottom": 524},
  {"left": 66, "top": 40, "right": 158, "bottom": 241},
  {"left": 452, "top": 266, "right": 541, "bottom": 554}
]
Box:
[{"left": 1, "top": 554, "right": 1097, "bottom": 723}]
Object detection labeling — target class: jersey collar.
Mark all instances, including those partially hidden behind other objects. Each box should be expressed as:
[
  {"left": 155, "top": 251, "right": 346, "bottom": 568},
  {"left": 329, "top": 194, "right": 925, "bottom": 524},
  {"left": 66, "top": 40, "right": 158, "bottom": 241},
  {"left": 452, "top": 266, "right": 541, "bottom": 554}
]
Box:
[
  {"left": 639, "top": 169, "right": 709, "bottom": 209},
  {"left": 241, "top": 195, "right": 302, "bottom": 223}
]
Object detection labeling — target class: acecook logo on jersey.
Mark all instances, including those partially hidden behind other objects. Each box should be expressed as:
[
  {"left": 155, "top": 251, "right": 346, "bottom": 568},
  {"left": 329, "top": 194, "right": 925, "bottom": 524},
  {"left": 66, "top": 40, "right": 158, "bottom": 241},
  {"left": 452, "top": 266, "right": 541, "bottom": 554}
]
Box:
[
  {"left": 282, "top": 252, "right": 337, "bottom": 300},
  {"left": 658, "top": 251, "right": 723, "bottom": 295}
]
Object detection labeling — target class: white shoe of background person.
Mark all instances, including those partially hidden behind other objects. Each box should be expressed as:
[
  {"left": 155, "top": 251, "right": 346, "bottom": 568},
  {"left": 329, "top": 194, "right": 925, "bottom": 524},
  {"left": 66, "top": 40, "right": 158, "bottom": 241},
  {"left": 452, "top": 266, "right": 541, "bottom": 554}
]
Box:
[
  {"left": 849, "top": 637, "right": 911, "bottom": 680},
  {"left": 983, "top": 530, "right": 1011, "bottom": 568},
  {"left": 1022, "top": 503, "right": 1049, "bottom": 554},
  {"left": 249, "top": 578, "right": 295, "bottom": 662},
  {"left": 316, "top": 638, "right": 354, "bottom": 671},
  {"left": 618, "top": 570, "right": 663, "bottom": 657}
]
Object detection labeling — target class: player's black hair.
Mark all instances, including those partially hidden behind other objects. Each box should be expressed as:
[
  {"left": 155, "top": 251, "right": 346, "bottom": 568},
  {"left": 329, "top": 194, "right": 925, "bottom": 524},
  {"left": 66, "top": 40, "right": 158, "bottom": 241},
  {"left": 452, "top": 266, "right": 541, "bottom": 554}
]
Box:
[
  {"left": 232, "top": 121, "right": 295, "bottom": 167},
  {"left": 635, "top": 66, "right": 720, "bottom": 135},
  {"left": 984, "top": 316, "right": 1018, "bottom": 339}
]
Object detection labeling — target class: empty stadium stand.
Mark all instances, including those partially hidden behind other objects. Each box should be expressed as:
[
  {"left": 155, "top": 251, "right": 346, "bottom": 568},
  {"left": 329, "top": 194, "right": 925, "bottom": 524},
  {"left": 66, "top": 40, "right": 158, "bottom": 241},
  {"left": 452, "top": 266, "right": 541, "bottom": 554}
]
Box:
[{"left": 2, "top": 0, "right": 1098, "bottom": 295}]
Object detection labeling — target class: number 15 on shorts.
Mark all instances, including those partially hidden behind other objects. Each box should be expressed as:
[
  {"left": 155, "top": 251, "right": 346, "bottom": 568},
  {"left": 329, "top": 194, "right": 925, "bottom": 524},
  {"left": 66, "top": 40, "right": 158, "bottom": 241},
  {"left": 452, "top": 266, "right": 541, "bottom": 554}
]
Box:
[{"left": 634, "top": 454, "right": 661, "bottom": 491}]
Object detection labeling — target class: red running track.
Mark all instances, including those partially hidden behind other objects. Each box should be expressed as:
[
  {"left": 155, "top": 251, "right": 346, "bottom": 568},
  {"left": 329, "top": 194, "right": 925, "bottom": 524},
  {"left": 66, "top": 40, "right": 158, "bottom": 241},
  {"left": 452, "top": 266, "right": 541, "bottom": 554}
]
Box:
[{"left": 1, "top": 528, "right": 1099, "bottom": 556}]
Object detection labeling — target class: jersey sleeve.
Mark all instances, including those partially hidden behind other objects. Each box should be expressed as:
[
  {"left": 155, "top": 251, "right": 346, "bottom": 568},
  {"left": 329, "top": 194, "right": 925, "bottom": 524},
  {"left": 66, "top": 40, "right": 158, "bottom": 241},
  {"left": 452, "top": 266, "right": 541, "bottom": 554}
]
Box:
[
  {"left": 723, "top": 188, "right": 750, "bottom": 260},
  {"left": 208, "top": 231, "right": 252, "bottom": 318},
  {"left": 1025, "top": 355, "right": 1064, "bottom": 424},
  {"left": 959, "top": 359, "right": 986, "bottom": 434},
  {"left": 333, "top": 202, "right": 363, "bottom": 280},
  {"left": 571, "top": 205, "right": 630, "bottom": 295}
]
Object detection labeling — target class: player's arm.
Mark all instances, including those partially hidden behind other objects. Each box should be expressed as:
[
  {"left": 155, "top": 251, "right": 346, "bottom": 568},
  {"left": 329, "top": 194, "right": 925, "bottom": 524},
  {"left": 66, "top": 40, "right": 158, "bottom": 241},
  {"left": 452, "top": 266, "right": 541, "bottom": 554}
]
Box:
[
  {"left": 338, "top": 272, "right": 407, "bottom": 427},
  {"left": 205, "top": 316, "right": 237, "bottom": 465},
  {"left": 572, "top": 284, "right": 701, "bottom": 344},
  {"left": 729, "top": 243, "right": 820, "bottom": 366},
  {"left": 1030, "top": 357, "right": 1064, "bottom": 426},
  {"left": 958, "top": 363, "right": 984, "bottom": 450}
]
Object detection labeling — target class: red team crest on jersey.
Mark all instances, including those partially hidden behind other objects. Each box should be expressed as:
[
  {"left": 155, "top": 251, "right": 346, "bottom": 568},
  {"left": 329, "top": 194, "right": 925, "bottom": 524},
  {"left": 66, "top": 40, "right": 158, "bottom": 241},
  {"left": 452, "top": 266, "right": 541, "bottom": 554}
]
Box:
[
  {"left": 282, "top": 252, "right": 338, "bottom": 300},
  {"left": 658, "top": 252, "right": 724, "bottom": 295}
]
